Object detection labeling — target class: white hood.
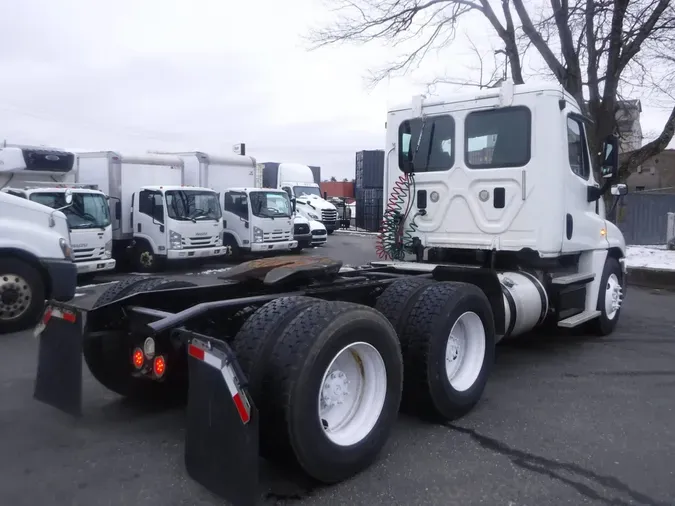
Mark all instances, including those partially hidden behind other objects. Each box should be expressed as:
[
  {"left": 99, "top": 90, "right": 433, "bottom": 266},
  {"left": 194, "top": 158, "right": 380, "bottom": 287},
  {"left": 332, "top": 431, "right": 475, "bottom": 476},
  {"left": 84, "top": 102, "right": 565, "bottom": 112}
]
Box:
[
  {"left": 297, "top": 194, "right": 336, "bottom": 212},
  {"left": 308, "top": 219, "right": 326, "bottom": 232}
]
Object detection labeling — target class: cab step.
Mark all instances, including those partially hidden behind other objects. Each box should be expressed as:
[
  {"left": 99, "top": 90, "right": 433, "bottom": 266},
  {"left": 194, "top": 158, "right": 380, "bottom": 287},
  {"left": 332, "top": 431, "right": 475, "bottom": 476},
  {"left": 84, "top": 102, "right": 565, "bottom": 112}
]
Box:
[
  {"left": 551, "top": 272, "right": 595, "bottom": 286},
  {"left": 557, "top": 310, "right": 601, "bottom": 328}
]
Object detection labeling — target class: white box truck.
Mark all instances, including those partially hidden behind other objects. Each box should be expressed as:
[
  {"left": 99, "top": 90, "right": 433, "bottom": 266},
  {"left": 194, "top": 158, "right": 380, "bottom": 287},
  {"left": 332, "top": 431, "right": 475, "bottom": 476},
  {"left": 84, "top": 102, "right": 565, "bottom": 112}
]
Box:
[
  {"left": 0, "top": 144, "right": 116, "bottom": 275},
  {"left": 157, "top": 152, "right": 297, "bottom": 259},
  {"left": 260, "top": 162, "right": 339, "bottom": 234},
  {"left": 75, "top": 152, "right": 225, "bottom": 272}
]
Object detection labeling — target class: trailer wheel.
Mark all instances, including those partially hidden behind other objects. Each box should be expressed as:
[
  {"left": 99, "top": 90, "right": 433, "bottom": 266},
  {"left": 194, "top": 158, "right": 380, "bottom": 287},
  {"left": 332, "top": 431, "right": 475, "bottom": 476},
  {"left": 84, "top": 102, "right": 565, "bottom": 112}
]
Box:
[
  {"left": 400, "top": 282, "right": 495, "bottom": 421},
  {"left": 84, "top": 278, "right": 197, "bottom": 401},
  {"left": 375, "top": 277, "right": 434, "bottom": 335},
  {"left": 589, "top": 257, "right": 624, "bottom": 336},
  {"left": 263, "top": 301, "right": 402, "bottom": 484},
  {"left": 0, "top": 257, "right": 46, "bottom": 334},
  {"left": 91, "top": 276, "right": 151, "bottom": 309}
]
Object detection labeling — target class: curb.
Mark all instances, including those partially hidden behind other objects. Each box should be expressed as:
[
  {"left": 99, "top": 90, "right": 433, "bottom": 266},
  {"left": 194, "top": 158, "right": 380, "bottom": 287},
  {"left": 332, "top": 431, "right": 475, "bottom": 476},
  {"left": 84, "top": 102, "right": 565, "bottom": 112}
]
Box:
[{"left": 627, "top": 267, "right": 675, "bottom": 290}]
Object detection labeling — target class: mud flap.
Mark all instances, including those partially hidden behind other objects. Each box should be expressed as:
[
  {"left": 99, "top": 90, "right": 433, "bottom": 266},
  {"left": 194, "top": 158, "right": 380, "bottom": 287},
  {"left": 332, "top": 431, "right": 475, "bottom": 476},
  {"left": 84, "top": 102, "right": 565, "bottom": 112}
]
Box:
[
  {"left": 184, "top": 335, "right": 260, "bottom": 506},
  {"left": 33, "top": 305, "right": 84, "bottom": 417}
]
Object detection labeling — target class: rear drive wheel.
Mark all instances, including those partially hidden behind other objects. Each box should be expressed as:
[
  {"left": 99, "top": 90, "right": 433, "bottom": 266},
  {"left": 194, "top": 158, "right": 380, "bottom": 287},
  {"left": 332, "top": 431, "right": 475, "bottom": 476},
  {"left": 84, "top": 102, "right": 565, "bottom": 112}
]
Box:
[
  {"left": 0, "top": 258, "right": 46, "bottom": 334},
  {"left": 261, "top": 301, "right": 402, "bottom": 484},
  {"left": 84, "top": 278, "right": 197, "bottom": 401},
  {"left": 399, "top": 282, "right": 495, "bottom": 421},
  {"left": 375, "top": 277, "right": 435, "bottom": 335},
  {"left": 589, "top": 257, "right": 624, "bottom": 336}
]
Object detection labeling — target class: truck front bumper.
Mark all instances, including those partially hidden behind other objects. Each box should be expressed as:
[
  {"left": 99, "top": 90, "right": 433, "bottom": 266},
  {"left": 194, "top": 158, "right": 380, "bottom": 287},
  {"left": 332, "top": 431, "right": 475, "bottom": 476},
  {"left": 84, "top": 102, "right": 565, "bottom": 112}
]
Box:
[
  {"left": 250, "top": 240, "right": 298, "bottom": 253},
  {"left": 76, "top": 258, "right": 116, "bottom": 275},
  {"left": 40, "top": 259, "right": 78, "bottom": 301},
  {"left": 322, "top": 220, "right": 338, "bottom": 231},
  {"left": 293, "top": 233, "right": 312, "bottom": 246},
  {"left": 167, "top": 246, "right": 226, "bottom": 260}
]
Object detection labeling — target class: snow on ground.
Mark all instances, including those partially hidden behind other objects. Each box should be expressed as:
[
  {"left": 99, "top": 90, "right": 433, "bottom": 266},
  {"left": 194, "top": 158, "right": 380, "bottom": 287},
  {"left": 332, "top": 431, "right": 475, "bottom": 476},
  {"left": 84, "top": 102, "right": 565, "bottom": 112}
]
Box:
[{"left": 626, "top": 245, "right": 675, "bottom": 270}]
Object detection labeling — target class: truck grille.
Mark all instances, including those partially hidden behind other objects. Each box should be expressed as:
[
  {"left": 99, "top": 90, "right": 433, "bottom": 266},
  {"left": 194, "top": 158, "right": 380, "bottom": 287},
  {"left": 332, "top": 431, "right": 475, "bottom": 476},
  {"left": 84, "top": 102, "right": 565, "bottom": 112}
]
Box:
[
  {"left": 311, "top": 229, "right": 327, "bottom": 236},
  {"left": 73, "top": 247, "right": 106, "bottom": 261},
  {"left": 263, "top": 230, "right": 292, "bottom": 243},
  {"left": 294, "top": 223, "right": 310, "bottom": 235},
  {"left": 321, "top": 209, "right": 338, "bottom": 223},
  {"left": 181, "top": 236, "right": 218, "bottom": 249}
]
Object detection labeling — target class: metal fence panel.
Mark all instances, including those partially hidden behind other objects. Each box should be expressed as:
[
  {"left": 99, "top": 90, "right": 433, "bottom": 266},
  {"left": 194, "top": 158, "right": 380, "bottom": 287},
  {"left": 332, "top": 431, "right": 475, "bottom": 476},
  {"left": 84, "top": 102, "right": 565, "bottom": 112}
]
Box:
[{"left": 615, "top": 192, "right": 675, "bottom": 245}]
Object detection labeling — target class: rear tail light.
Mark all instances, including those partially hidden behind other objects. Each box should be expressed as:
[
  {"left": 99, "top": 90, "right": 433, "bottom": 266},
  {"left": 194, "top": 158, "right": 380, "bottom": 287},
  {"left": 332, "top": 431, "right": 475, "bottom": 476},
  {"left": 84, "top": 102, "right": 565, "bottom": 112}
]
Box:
[
  {"left": 132, "top": 348, "right": 144, "bottom": 369},
  {"left": 153, "top": 356, "right": 166, "bottom": 378}
]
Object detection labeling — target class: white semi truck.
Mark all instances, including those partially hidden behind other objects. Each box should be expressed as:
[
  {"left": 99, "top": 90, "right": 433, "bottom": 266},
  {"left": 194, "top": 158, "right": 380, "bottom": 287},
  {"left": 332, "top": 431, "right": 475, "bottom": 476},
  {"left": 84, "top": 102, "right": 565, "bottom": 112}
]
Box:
[
  {"left": 156, "top": 151, "right": 297, "bottom": 259},
  {"left": 0, "top": 144, "right": 116, "bottom": 276},
  {"left": 32, "top": 81, "right": 628, "bottom": 506},
  {"left": 0, "top": 185, "right": 77, "bottom": 334},
  {"left": 260, "top": 162, "right": 339, "bottom": 234},
  {"left": 75, "top": 152, "right": 225, "bottom": 272}
]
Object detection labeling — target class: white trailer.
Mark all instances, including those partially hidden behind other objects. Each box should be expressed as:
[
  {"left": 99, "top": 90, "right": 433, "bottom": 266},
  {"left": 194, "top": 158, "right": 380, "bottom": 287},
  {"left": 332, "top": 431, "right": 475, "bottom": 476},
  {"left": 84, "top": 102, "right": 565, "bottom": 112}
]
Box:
[
  {"left": 75, "top": 152, "right": 225, "bottom": 272},
  {"left": 0, "top": 144, "right": 116, "bottom": 275},
  {"left": 156, "top": 152, "right": 297, "bottom": 259}
]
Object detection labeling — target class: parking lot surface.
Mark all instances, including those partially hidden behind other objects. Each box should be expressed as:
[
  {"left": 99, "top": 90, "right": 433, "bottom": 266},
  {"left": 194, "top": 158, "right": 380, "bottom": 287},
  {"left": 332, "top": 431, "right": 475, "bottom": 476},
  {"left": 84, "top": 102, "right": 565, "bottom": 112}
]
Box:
[{"left": 2, "top": 234, "right": 674, "bottom": 506}]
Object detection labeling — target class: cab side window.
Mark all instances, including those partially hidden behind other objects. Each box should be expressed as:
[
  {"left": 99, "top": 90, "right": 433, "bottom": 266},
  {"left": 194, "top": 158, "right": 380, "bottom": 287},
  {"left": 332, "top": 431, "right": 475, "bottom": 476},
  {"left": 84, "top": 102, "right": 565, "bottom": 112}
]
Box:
[
  {"left": 224, "top": 191, "right": 249, "bottom": 220},
  {"left": 567, "top": 117, "right": 590, "bottom": 180},
  {"left": 138, "top": 190, "right": 164, "bottom": 223}
]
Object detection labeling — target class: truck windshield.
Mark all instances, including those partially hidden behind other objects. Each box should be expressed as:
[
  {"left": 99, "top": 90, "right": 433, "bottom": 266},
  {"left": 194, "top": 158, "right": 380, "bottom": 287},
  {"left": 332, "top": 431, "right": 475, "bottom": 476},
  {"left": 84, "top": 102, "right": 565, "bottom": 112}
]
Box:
[
  {"left": 249, "top": 191, "right": 292, "bottom": 218},
  {"left": 293, "top": 186, "right": 321, "bottom": 198},
  {"left": 29, "top": 192, "right": 111, "bottom": 229},
  {"left": 165, "top": 190, "right": 222, "bottom": 222}
]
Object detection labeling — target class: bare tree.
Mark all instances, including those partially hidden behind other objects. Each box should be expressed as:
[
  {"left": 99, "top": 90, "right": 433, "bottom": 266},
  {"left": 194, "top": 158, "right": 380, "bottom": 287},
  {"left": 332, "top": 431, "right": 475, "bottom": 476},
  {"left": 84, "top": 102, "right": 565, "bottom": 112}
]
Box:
[{"left": 309, "top": 0, "right": 675, "bottom": 178}]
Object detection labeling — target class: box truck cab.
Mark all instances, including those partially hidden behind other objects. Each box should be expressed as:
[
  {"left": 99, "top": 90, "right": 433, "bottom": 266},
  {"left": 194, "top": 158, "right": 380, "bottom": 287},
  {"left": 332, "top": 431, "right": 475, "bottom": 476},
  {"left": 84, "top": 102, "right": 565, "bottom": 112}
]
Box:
[
  {"left": 3, "top": 186, "right": 116, "bottom": 275},
  {"left": 220, "top": 187, "right": 297, "bottom": 258},
  {"left": 157, "top": 151, "right": 297, "bottom": 259},
  {"left": 0, "top": 144, "right": 115, "bottom": 275},
  {"left": 261, "top": 162, "right": 339, "bottom": 234},
  {"left": 0, "top": 189, "right": 77, "bottom": 334},
  {"left": 75, "top": 152, "right": 225, "bottom": 272}
]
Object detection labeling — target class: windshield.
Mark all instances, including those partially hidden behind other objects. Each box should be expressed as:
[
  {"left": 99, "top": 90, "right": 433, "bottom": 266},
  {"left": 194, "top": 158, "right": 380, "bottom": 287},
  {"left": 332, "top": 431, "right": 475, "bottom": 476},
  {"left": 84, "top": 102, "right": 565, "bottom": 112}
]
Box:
[
  {"left": 293, "top": 186, "right": 321, "bottom": 198},
  {"left": 165, "top": 190, "right": 222, "bottom": 221},
  {"left": 249, "top": 191, "right": 292, "bottom": 218},
  {"left": 29, "top": 192, "right": 111, "bottom": 229}
]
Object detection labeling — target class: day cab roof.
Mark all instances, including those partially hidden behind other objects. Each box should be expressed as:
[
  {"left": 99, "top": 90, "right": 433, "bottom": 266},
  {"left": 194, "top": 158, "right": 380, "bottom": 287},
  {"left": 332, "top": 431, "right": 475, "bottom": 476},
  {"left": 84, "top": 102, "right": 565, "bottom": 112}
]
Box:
[
  {"left": 388, "top": 81, "right": 578, "bottom": 113},
  {"left": 16, "top": 186, "right": 104, "bottom": 195}
]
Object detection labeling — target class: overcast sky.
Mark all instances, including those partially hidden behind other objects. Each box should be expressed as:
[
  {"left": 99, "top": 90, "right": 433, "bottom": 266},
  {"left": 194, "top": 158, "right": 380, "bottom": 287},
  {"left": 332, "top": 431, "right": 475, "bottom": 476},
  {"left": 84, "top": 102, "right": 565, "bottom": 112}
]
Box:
[{"left": 0, "top": 0, "right": 672, "bottom": 181}]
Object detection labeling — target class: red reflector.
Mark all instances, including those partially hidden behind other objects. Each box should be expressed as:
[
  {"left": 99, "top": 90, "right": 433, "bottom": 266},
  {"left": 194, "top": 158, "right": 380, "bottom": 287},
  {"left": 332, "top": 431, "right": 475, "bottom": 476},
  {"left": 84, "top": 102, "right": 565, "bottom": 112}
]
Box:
[
  {"left": 153, "top": 356, "right": 166, "bottom": 378},
  {"left": 132, "top": 348, "right": 144, "bottom": 369},
  {"left": 188, "top": 344, "right": 205, "bottom": 361},
  {"left": 62, "top": 311, "right": 76, "bottom": 323},
  {"left": 232, "top": 393, "right": 250, "bottom": 424},
  {"left": 42, "top": 308, "right": 53, "bottom": 324}
]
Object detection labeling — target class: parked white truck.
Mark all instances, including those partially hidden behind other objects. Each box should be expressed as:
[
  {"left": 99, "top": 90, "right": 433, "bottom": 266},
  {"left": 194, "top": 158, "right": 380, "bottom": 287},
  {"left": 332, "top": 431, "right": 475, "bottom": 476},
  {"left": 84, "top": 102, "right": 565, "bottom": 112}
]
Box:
[
  {"left": 260, "top": 162, "right": 339, "bottom": 234},
  {"left": 0, "top": 144, "right": 116, "bottom": 276},
  {"left": 0, "top": 187, "right": 77, "bottom": 334},
  {"left": 75, "top": 152, "right": 225, "bottom": 272},
  {"left": 157, "top": 152, "right": 297, "bottom": 259}
]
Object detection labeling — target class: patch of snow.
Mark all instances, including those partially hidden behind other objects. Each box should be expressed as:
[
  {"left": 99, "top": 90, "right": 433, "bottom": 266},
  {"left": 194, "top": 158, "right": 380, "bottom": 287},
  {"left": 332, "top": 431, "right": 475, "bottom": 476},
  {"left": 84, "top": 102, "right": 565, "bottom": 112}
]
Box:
[
  {"left": 333, "top": 229, "right": 379, "bottom": 237},
  {"left": 626, "top": 245, "right": 675, "bottom": 270},
  {"left": 186, "top": 267, "right": 232, "bottom": 276}
]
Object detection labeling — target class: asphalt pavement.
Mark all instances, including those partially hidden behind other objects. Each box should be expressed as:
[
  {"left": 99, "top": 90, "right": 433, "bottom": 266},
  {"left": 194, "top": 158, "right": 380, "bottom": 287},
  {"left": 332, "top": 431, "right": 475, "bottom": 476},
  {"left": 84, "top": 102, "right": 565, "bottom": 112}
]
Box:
[{"left": 2, "top": 232, "right": 674, "bottom": 506}]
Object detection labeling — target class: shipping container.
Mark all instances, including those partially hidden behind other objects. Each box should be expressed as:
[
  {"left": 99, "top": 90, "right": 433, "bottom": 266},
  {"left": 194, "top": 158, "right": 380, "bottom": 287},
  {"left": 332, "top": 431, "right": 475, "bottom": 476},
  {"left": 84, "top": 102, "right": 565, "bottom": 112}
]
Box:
[
  {"left": 355, "top": 187, "right": 383, "bottom": 232},
  {"left": 320, "top": 181, "right": 355, "bottom": 198},
  {"left": 355, "top": 150, "right": 385, "bottom": 190}
]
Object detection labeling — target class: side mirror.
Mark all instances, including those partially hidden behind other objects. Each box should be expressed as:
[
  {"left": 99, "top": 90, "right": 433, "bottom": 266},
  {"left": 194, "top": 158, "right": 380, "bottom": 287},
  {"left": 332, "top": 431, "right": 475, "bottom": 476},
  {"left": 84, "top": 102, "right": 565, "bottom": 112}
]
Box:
[
  {"left": 64, "top": 189, "right": 73, "bottom": 205},
  {"left": 323, "top": 191, "right": 328, "bottom": 200},
  {"left": 291, "top": 197, "right": 297, "bottom": 213},
  {"left": 600, "top": 135, "right": 619, "bottom": 179},
  {"left": 611, "top": 183, "right": 628, "bottom": 196}
]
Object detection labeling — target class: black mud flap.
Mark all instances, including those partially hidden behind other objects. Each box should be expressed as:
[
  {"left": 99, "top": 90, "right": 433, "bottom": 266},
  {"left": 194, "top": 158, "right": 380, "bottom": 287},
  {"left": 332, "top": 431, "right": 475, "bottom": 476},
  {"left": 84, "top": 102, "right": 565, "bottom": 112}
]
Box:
[
  {"left": 184, "top": 335, "right": 260, "bottom": 506},
  {"left": 33, "top": 305, "right": 84, "bottom": 417}
]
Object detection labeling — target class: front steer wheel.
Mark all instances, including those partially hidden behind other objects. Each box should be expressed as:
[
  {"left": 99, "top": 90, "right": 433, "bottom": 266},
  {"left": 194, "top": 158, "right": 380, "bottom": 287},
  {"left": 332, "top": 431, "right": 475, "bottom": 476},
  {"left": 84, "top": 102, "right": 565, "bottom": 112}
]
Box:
[
  {"left": 0, "top": 257, "right": 46, "bottom": 334},
  {"left": 83, "top": 278, "right": 197, "bottom": 402},
  {"left": 259, "top": 300, "right": 403, "bottom": 484},
  {"left": 588, "top": 256, "right": 624, "bottom": 336}
]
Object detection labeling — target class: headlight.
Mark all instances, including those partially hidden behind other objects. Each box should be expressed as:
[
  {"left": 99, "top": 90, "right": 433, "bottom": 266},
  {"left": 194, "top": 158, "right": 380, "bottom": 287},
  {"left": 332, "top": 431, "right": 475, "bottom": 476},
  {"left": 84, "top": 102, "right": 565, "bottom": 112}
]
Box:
[
  {"left": 308, "top": 212, "right": 319, "bottom": 220},
  {"left": 104, "top": 239, "right": 113, "bottom": 259},
  {"left": 170, "top": 230, "right": 183, "bottom": 249},
  {"left": 253, "top": 226, "right": 264, "bottom": 243},
  {"left": 59, "top": 237, "right": 73, "bottom": 260}
]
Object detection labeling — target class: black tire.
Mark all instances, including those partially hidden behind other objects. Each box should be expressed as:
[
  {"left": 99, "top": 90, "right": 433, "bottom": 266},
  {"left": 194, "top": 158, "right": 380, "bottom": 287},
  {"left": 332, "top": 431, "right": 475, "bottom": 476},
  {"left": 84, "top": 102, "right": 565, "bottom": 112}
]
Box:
[
  {"left": 132, "top": 241, "right": 161, "bottom": 273},
  {"left": 261, "top": 301, "right": 403, "bottom": 484},
  {"left": 0, "top": 257, "right": 46, "bottom": 334},
  {"left": 91, "top": 276, "right": 151, "bottom": 309},
  {"left": 84, "top": 278, "right": 197, "bottom": 401},
  {"left": 222, "top": 235, "right": 241, "bottom": 261},
  {"left": 589, "top": 257, "right": 624, "bottom": 336},
  {"left": 375, "top": 277, "right": 435, "bottom": 335},
  {"left": 399, "top": 282, "right": 495, "bottom": 421},
  {"left": 326, "top": 229, "right": 334, "bottom": 235}
]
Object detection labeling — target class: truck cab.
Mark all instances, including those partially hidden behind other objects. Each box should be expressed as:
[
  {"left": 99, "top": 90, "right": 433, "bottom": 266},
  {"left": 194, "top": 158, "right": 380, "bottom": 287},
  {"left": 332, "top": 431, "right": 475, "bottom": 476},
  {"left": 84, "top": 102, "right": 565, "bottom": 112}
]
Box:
[
  {"left": 0, "top": 190, "right": 77, "bottom": 333},
  {"left": 130, "top": 185, "right": 225, "bottom": 271},
  {"left": 3, "top": 185, "right": 116, "bottom": 275},
  {"left": 221, "top": 187, "right": 297, "bottom": 257}
]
